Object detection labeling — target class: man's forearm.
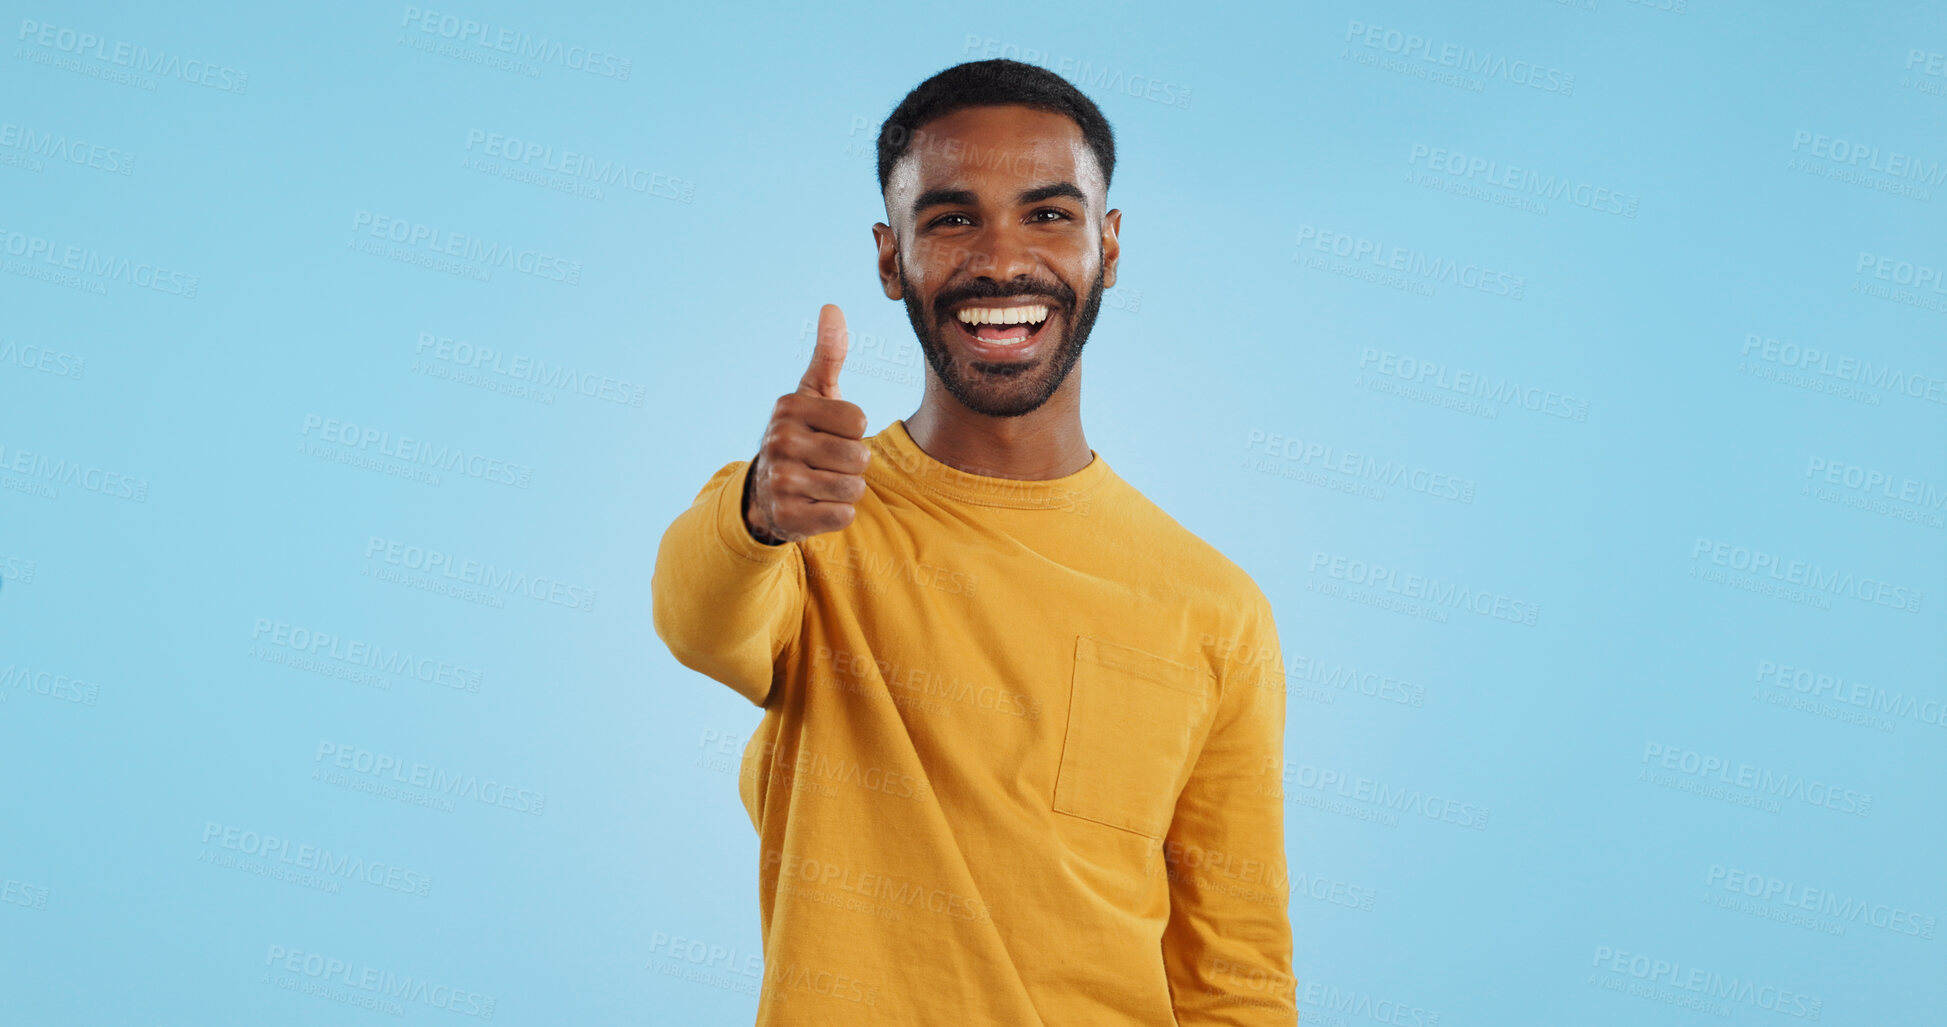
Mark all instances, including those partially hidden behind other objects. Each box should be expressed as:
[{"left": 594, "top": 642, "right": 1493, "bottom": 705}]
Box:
[{"left": 651, "top": 459, "right": 806, "bottom": 706}]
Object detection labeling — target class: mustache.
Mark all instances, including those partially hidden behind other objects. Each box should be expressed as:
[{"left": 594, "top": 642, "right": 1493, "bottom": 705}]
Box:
[{"left": 931, "top": 276, "right": 1076, "bottom": 318}]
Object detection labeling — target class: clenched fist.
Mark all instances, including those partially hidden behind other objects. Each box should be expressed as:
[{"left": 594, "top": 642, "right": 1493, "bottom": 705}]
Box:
[{"left": 742, "top": 304, "right": 872, "bottom": 545}]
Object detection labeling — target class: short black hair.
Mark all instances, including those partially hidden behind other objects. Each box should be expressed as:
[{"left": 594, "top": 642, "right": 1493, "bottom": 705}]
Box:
[{"left": 876, "top": 59, "right": 1116, "bottom": 197}]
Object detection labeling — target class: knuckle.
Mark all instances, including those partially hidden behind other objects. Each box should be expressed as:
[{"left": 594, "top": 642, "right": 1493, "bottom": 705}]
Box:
[{"left": 770, "top": 428, "right": 806, "bottom": 461}]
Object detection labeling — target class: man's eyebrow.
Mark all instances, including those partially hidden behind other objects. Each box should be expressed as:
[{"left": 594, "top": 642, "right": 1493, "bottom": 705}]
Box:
[
  {"left": 1018, "top": 182, "right": 1086, "bottom": 205},
  {"left": 912, "top": 188, "right": 978, "bottom": 216},
  {"left": 910, "top": 182, "right": 1089, "bottom": 217}
]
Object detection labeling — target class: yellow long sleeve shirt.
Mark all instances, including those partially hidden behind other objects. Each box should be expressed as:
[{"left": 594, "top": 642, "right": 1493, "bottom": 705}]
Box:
[{"left": 652, "top": 418, "right": 1296, "bottom": 1025}]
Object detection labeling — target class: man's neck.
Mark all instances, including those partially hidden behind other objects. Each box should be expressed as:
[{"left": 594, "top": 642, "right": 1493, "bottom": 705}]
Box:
[{"left": 902, "top": 385, "right": 1091, "bottom": 481}]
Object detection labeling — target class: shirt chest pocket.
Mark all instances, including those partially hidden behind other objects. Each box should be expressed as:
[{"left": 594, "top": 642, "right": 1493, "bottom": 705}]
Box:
[{"left": 1052, "top": 636, "right": 1214, "bottom": 838}]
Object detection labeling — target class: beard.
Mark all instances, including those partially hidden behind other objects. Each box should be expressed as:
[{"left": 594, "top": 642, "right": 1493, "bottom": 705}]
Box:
[{"left": 899, "top": 261, "right": 1106, "bottom": 418}]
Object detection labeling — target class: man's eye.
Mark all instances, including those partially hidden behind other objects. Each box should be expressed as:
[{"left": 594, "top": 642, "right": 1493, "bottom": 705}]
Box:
[
  {"left": 931, "top": 213, "right": 973, "bottom": 227},
  {"left": 1031, "top": 208, "right": 1073, "bottom": 222}
]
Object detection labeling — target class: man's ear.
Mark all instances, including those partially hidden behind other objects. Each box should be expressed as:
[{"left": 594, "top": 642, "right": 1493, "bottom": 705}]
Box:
[
  {"left": 1101, "top": 208, "right": 1122, "bottom": 290},
  {"left": 872, "top": 223, "right": 902, "bottom": 300}
]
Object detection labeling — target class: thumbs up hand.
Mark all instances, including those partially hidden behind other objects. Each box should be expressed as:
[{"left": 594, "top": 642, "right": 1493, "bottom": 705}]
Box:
[{"left": 743, "top": 305, "right": 872, "bottom": 544}]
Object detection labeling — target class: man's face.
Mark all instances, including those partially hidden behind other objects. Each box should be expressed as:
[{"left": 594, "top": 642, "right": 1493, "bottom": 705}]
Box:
[{"left": 874, "top": 106, "right": 1121, "bottom": 418}]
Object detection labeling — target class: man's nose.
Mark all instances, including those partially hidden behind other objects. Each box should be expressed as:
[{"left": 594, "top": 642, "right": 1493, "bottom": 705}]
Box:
[{"left": 968, "top": 225, "right": 1037, "bottom": 281}]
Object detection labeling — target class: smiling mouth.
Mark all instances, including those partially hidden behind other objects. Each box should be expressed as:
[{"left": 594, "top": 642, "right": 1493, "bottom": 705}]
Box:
[{"left": 949, "top": 303, "right": 1054, "bottom": 353}]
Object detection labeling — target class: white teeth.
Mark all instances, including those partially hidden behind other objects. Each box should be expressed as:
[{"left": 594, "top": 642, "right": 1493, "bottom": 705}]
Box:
[{"left": 955, "top": 305, "right": 1050, "bottom": 326}]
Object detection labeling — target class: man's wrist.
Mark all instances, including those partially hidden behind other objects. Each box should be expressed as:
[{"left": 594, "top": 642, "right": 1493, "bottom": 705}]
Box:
[{"left": 741, "top": 461, "right": 787, "bottom": 546}]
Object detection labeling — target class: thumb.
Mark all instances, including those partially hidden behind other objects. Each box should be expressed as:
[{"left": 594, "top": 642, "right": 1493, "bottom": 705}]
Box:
[{"left": 796, "top": 304, "right": 848, "bottom": 399}]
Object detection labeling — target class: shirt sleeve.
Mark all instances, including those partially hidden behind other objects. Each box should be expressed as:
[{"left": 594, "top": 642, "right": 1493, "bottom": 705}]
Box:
[
  {"left": 1162, "top": 593, "right": 1297, "bottom": 1025},
  {"left": 650, "top": 459, "right": 806, "bottom": 707}
]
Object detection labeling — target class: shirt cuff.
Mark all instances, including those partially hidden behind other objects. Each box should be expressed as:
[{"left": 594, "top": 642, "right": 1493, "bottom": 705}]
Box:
[{"left": 715, "top": 460, "right": 796, "bottom": 562}]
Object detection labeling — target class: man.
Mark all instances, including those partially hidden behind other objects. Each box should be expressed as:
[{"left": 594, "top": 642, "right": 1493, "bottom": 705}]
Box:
[{"left": 652, "top": 59, "right": 1296, "bottom": 1025}]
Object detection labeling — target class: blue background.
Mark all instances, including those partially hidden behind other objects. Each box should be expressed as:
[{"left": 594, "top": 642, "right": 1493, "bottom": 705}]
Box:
[{"left": 3, "top": 1, "right": 1942, "bottom": 1023}]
